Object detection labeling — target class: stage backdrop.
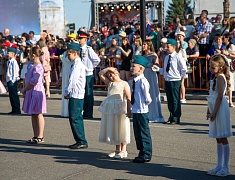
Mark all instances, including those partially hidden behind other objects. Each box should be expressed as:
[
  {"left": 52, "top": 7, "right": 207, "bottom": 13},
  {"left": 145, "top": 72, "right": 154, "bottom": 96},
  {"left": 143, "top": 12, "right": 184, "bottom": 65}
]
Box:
[{"left": 0, "top": 0, "right": 40, "bottom": 35}]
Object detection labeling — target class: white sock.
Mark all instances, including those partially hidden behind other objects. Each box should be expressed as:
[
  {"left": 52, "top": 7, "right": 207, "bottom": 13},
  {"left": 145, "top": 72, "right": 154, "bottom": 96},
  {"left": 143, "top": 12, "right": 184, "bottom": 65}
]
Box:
[
  {"left": 216, "top": 143, "right": 223, "bottom": 170},
  {"left": 223, "top": 144, "right": 230, "bottom": 171}
]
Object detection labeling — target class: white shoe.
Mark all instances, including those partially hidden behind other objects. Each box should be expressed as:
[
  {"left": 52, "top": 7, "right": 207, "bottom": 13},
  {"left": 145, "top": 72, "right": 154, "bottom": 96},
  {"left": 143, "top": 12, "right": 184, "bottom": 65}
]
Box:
[
  {"left": 180, "top": 99, "right": 186, "bottom": 104},
  {"left": 207, "top": 167, "right": 221, "bottom": 175},
  {"left": 108, "top": 150, "right": 120, "bottom": 158},
  {"left": 114, "top": 151, "right": 128, "bottom": 159},
  {"left": 215, "top": 168, "right": 230, "bottom": 177}
]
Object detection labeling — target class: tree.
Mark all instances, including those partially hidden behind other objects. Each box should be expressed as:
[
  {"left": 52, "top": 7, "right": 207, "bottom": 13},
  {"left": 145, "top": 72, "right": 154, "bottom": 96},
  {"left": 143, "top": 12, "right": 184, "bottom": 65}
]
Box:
[{"left": 166, "top": 0, "right": 192, "bottom": 24}]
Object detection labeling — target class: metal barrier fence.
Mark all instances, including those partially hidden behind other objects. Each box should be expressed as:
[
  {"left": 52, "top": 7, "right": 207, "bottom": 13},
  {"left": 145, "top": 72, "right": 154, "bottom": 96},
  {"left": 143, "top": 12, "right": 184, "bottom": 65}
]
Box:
[
  {"left": 50, "top": 56, "right": 209, "bottom": 91},
  {"left": 158, "top": 56, "right": 209, "bottom": 90}
]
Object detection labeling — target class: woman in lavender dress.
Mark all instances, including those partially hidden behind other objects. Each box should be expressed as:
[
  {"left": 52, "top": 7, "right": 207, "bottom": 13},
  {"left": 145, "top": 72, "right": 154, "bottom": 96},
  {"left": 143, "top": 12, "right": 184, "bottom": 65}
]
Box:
[{"left": 21, "top": 46, "right": 47, "bottom": 144}]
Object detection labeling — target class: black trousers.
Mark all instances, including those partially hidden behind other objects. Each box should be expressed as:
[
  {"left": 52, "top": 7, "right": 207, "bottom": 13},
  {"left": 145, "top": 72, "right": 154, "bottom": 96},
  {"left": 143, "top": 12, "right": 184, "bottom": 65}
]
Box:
[{"left": 7, "top": 81, "right": 21, "bottom": 113}]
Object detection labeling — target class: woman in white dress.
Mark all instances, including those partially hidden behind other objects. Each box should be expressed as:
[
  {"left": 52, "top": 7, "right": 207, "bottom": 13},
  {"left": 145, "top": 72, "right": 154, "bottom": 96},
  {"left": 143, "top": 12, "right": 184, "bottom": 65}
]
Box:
[
  {"left": 221, "top": 34, "right": 235, "bottom": 107},
  {"left": 59, "top": 51, "right": 72, "bottom": 117}
]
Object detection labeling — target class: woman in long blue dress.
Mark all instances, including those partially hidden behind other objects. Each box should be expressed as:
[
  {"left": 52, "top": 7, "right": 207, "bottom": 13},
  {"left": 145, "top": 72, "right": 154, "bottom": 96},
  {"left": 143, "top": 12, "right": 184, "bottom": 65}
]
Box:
[{"left": 143, "top": 40, "right": 165, "bottom": 123}]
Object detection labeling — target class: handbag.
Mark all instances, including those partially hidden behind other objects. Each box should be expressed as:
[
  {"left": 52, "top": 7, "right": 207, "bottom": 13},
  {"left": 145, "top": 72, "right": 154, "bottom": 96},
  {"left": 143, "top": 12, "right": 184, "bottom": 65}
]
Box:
[
  {"left": 43, "top": 64, "right": 52, "bottom": 72},
  {"left": 230, "top": 59, "right": 235, "bottom": 72},
  {"left": 0, "top": 80, "right": 7, "bottom": 94}
]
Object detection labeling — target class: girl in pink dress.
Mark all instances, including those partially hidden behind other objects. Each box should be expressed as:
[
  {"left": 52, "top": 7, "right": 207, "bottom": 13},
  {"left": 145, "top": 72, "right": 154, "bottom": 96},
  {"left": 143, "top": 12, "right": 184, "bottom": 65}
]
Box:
[
  {"left": 21, "top": 46, "right": 47, "bottom": 144},
  {"left": 37, "top": 39, "right": 51, "bottom": 97}
]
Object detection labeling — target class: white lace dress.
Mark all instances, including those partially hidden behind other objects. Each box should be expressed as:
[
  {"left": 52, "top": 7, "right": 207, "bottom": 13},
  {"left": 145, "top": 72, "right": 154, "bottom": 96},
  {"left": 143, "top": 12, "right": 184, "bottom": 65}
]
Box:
[
  {"left": 98, "top": 81, "right": 130, "bottom": 145},
  {"left": 207, "top": 75, "right": 233, "bottom": 138}
]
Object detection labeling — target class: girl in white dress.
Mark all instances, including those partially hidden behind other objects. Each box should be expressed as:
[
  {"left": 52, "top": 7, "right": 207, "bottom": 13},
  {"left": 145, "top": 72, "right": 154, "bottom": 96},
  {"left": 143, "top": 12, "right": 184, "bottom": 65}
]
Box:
[
  {"left": 98, "top": 67, "right": 131, "bottom": 159},
  {"left": 206, "top": 54, "right": 233, "bottom": 177}
]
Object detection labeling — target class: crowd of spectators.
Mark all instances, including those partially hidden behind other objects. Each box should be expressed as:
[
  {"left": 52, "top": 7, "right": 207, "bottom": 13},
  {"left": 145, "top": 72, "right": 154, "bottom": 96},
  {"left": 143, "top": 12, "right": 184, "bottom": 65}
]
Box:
[{"left": 0, "top": 9, "right": 235, "bottom": 105}]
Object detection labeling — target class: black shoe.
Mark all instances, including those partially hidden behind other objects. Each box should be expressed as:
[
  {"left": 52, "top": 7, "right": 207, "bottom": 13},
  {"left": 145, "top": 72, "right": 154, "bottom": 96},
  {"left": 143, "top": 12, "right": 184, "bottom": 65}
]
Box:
[
  {"left": 163, "top": 120, "right": 174, "bottom": 124},
  {"left": 68, "top": 143, "right": 77, "bottom": 148},
  {"left": 83, "top": 116, "right": 93, "bottom": 119},
  {"left": 133, "top": 156, "right": 151, "bottom": 163},
  {"left": 12, "top": 112, "right": 21, "bottom": 115},
  {"left": 8, "top": 111, "right": 21, "bottom": 115},
  {"left": 164, "top": 120, "right": 177, "bottom": 125},
  {"left": 163, "top": 120, "right": 170, "bottom": 124},
  {"left": 69, "top": 143, "right": 88, "bottom": 149}
]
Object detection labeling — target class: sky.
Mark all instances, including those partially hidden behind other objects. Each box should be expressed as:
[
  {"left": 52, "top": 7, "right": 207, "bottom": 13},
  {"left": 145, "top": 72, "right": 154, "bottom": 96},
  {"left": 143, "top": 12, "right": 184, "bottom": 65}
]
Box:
[
  {"left": 64, "top": 0, "right": 172, "bottom": 29},
  {"left": 64, "top": 0, "right": 91, "bottom": 29}
]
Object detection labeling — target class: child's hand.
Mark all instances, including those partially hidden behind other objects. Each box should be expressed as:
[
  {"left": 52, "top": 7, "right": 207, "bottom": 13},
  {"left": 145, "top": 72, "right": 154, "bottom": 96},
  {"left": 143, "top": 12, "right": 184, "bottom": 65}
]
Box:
[
  {"left": 209, "top": 113, "right": 216, "bottom": 121},
  {"left": 152, "top": 65, "right": 159, "bottom": 72},
  {"left": 20, "top": 89, "right": 25, "bottom": 94},
  {"left": 206, "top": 113, "right": 210, "bottom": 120},
  {"left": 64, "top": 94, "right": 70, "bottom": 99},
  {"left": 127, "top": 112, "right": 132, "bottom": 118},
  {"left": 20, "top": 90, "right": 26, "bottom": 97}
]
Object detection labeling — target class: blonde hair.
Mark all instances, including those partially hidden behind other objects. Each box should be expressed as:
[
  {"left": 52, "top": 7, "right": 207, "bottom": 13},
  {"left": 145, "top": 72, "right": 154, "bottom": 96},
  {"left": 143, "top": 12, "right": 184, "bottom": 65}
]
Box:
[
  {"left": 135, "top": 36, "right": 142, "bottom": 47},
  {"left": 210, "top": 54, "right": 230, "bottom": 91},
  {"left": 105, "top": 68, "right": 120, "bottom": 81},
  {"left": 99, "top": 48, "right": 105, "bottom": 52},
  {"left": 37, "top": 38, "right": 47, "bottom": 49}
]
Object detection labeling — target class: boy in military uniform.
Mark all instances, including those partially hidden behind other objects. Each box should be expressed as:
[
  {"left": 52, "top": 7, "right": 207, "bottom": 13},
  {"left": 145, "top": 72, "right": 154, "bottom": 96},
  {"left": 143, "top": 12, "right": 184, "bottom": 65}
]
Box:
[
  {"left": 129, "top": 55, "right": 152, "bottom": 163},
  {"left": 64, "top": 42, "right": 88, "bottom": 149},
  {"left": 153, "top": 38, "right": 187, "bottom": 124},
  {"left": 7, "top": 47, "right": 21, "bottom": 115},
  {"left": 77, "top": 31, "right": 100, "bottom": 119}
]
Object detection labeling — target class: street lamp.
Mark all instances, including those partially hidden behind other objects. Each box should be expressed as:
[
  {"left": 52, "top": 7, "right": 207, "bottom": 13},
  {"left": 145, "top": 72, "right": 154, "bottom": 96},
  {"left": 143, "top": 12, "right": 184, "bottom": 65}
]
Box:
[{"left": 140, "top": 0, "right": 146, "bottom": 43}]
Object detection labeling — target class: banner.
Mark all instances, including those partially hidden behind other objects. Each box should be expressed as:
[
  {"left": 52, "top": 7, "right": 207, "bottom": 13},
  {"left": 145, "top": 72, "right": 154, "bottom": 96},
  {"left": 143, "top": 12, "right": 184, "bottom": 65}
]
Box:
[{"left": 99, "top": 8, "right": 150, "bottom": 28}]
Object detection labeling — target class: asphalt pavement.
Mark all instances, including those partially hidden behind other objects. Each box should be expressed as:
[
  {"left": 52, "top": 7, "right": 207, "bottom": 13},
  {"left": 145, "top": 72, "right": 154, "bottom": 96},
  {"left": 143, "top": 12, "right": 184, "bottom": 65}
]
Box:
[{"left": 0, "top": 92, "right": 234, "bottom": 180}]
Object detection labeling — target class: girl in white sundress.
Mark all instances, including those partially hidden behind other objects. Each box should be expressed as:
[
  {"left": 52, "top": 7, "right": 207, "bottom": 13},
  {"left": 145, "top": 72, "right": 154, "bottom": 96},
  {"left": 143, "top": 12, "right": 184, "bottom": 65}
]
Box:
[
  {"left": 206, "top": 54, "right": 233, "bottom": 177},
  {"left": 98, "top": 67, "right": 131, "bottom": 159}
]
